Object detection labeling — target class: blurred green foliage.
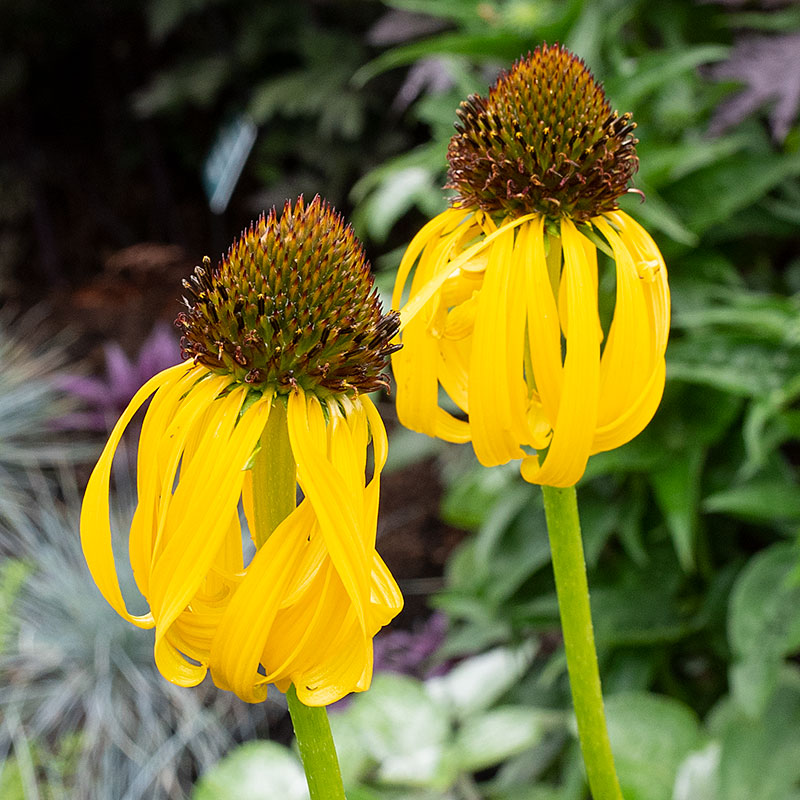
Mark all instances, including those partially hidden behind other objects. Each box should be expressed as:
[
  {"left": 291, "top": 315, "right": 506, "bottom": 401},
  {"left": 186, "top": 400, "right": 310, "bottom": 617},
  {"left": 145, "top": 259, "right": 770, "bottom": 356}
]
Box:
[{"left": 2, "top": 0, "right": 800, "bottom": 797}]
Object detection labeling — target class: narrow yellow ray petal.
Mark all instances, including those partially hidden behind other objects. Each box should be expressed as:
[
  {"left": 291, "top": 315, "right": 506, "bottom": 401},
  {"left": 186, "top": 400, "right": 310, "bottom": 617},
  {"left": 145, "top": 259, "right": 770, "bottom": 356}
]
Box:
[
  {"left": 469, "top": 227, "right": 527, "bottom": 466},
  {"left": 129, "top": 365, "right": 210, "bottom": 596},
  {"left": 399, "top": 212, "right": 539, "bottom": 329},
  {"left": 132, "top": 373, "right": 231, "bottom": 593},
  {"left": 80, "top": 362, "right": 191, "bottom": 628},
  {"left": 393, "top": 301, "right": 443, "bottom": 438},
  {"left": 150, "top": 390, "right": 271, "bottom": 640},
  {"left": 609, "top": 211, "right": 670, "bottom": 354},
  {"left": 369, "top": 551, "right": 404, "bottom": 626},
  {"left": 392, "top": 208, "right": 466, "bottom": 310},
  {"left": 523, "top": 217, "right": 563, "bottom": 425},
  {"left": 209, "top": 501, "right": 315, "bottom": 702},
  {"left": 523, "top": 219, "right": 600, "bottom": 487},
  {"left": 506, "top": 223, "right": 536, "bottom": 446},
  {"left": 262, "top": 561, "right": 340, "bottom": 686},
  {"left": 241, "top": 470, "right": 256, "bottom": 545},
  {"left": 438, "top": 334, "right": 471, "bottom": 413},
  {"left": 593, "top": 217, "right": 652, "bottom": 424},
  {"left": 154, "top": 634, "right": 208, "bottom": 687},
  {"left": 443, "top": 292, "right": 479, "bottom": 340},
  {"left": 292, "top": 605, "right": 371, "bottom": 706},
  {"left": 592, "top": 359, "right": 666, "bottom": 452},
  {"left": 288, "top": 391, "right": 370, "bottom": 632}
]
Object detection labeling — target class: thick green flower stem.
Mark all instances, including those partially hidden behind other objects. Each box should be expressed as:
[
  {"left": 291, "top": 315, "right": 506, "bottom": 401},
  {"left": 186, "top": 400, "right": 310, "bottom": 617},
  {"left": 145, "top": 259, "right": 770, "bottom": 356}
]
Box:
[
  {"left": 252, "top": 396, "right": 348, "bottom": 800},
  {"left": 541, "top": 485, "right": 623, "bottom": 800},
  {"left": 286, "top": 684, "right": 347, "bottom": 800}
]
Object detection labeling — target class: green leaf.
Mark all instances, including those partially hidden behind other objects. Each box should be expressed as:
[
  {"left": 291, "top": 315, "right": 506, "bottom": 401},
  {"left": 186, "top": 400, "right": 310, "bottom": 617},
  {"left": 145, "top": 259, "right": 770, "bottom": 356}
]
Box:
[
  {"left": 673, "top": 742, "right": 721, "bottom": 800},
  {"left": 452, "top": 706, "right": 549, "bottom": 772},
  {"left": 0, "top": 558, "right": 30, "bottom": 654},
  {"left": 352, "top": 32, "right": 529, "bottom": 87},
  {"left": 666, "top": 148, "right": 800, "bottom": 235},
  {"left": 441, "top": 462, "right": 522, "bottom": 532},
  {"left": 708, "top": 669, "right": 800, "bottom": 800},
  {"left": 426, "top": 643, "right": 536, "bottom": 720},
  {"left": 604, "top": 693, "right": 702, "bottom": 800},
  {"left": 192, "top": 741, "right": 307, "bottom": 800},
  {"left": 351, "top": 166, "right": 439, "bottom": 244},
  {"left": 649, "top": 444, "right": 705, "bottom": 571},
  {"left": 727, "top": 542, "right": 800, "bottom": 714},
  {"left": 703, "top": 473, "right": 800, "bottom": 524},
  {"left": 590, "top": 546, "right": 695, "bottom": 647},
  {"left": 606, "top": 46, "right": 729, "bottom": 109},
  {"left": 334, "top": 674, "right": 455, "bottom": 789},
  {"left": 667, "top": 334, "right": 800, "bottom": 398}
]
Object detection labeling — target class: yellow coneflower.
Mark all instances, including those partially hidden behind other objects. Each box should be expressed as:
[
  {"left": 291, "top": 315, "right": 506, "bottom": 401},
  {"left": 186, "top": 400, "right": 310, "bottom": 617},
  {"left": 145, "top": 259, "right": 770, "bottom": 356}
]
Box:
[
  {"left": 81, "top": 196, "right": 403, "bottom": 707},
  {"left": 392, "top": 44, "right": 670, "bottom": 487}
]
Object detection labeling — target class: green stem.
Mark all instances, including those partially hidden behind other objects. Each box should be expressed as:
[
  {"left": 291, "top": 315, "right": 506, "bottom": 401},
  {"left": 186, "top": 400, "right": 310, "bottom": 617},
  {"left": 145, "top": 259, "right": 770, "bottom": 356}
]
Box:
[
  {"left": 541, "top": 484, "right": 623, "bottom": 800},
  {"left": 545, "top": 232, "right": 562, "bottom": 300},
  {"left": 252, "top": 397, "right": 295, "bottom": 547},
  {"left": 251, "top": 395, "right": 347, "bottom": 800},
  {"left": 286, "top": 684, "right": 347, "bottom": 800}
]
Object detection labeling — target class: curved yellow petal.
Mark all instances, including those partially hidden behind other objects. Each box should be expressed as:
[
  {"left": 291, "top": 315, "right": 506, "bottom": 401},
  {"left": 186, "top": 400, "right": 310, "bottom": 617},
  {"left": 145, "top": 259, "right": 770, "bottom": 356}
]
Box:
[
  {"left": 469, "top": 226, "right": 527, "bottom": 466},
  {"left": 154, "top": 633, "right": 208, "bottom": 687},
  {"left": 593, "top": 217, "right": 652, "bottom": 424},
  {"left": 209, "top": 500, "right": 316, "bottom": 702},
  {"left": 588, "top": 213, "right": 669, "bottom": 450},
  {"left": 80, "top": 362, "right": 191, "bottom": 628},
  {"left": 593, "top": 358, "right": 666, "bottom": 452},
  {"left": 522, "top": 219, "right": 600, "bottom": 487},
  {"left": 438, "top": 333, "right": 471, "bottom": 414},
  {"left": 130, "top": 371, "right": 230, "bottom": 595},
  {"left": 392, "top": 208, "right": 466, "bottom": 311},
  {"left": 288, "top": 390, "right": 370, "bottom": 632},
  {"left": 149, "top": 388, "right": 271, "bottom": 641},
  {"left": 399, "top": 211, "right": 538, "bottom": 330},
  {"left": 523, "top": 217, "right": 562, "bottom": 426}
]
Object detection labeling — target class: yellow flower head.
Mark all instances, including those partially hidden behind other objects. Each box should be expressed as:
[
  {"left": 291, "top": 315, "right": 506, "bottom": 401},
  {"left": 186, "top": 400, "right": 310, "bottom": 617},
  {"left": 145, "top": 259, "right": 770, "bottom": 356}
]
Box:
[
  {"left": 81, "top": 196, "right": 403, "bottom": 706},
  {"left": 392, "top": 44, "right": 670, "bottom": 487}
]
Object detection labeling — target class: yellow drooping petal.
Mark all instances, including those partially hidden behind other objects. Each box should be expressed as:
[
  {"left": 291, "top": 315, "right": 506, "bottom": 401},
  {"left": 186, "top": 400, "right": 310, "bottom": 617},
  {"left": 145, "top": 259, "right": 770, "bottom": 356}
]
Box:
[
  {"left": 523, "top": 217, "right": 563, "bottom": 425},
  {"left": 130, "top": 371, "right": 230, "bottom": 597},
  {"left": 586, "top": 212, "right": 670, "bottom": 453},
  {"left": 594, "top": 217, "right": 653, "bottom": 424},
  {"left": 398, "top": 210, "right": 539, "bottom": 330},
  {"left": 80, "top": 362, "right": 192, "bottom": 629},
  {"left": 209, "top": 499, "right": 317, "bottom": 702},
  {"left": 206, "top": 390, "right": 400, "bottom": 706},
  {"left": 394, "top": 215, "right": 467, "bottom": 440},
  {"left": 522, "top": 219, "right": 600, "bottom": 487},
  {"left": 287, "top": 390, "right": 370, "bottom": 633},
  {"left": 438, "top": 334, "right": 472, "bottom": 414},
  {"left": 469, "top": 224, "right": 527, "bottom": 466},
  {"left": 148, "top": 387, "right": 270, "bottom": 639}
]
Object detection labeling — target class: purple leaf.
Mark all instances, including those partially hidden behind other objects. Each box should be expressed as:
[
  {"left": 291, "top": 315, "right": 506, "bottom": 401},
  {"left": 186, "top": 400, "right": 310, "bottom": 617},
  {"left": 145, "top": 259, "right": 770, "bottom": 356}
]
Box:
[{"left": 707, "top": 33, "right": 800, "bottom": 142}]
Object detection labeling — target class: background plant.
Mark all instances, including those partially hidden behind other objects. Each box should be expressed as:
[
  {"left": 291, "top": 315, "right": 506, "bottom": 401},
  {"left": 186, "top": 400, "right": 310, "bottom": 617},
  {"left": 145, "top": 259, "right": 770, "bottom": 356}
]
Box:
[{"left": 1, "top": 0, "right": 799, "bottom": 797}]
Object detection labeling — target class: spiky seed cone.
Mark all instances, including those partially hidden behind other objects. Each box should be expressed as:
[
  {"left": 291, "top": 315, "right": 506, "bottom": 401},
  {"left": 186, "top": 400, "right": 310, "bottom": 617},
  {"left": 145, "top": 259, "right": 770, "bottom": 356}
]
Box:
[
  {"left": 176, "top": 195, "right": 400, "bottom": 396},
  {"left": 447, "top": 44, "right": 639, "bottom": 221}
]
